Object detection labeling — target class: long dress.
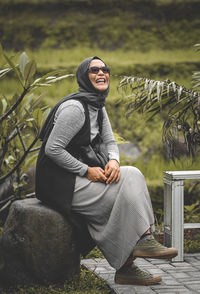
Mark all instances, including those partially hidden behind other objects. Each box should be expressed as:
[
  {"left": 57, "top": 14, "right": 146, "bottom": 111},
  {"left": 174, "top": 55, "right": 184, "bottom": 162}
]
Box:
[{"left": 45, "top": 99, "right": 155, "bottom": 270}]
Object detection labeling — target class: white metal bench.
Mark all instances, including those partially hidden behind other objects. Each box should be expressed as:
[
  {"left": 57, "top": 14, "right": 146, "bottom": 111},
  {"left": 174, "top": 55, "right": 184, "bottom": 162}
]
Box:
[{"left": 163, "top": 170, "right": 200, "bottom": 262}]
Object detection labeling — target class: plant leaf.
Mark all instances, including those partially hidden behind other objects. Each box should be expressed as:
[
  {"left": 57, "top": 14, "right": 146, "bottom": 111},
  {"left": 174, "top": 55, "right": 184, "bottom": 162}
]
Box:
[
  {"left": 24, "top": 60, "right": 37, "bottom": 87},
  {"left": 19, "top": 52, "right": 29, "bottom": 78},
  {"left": 0, "top": 68, "right": 12, "bottom": 78},
  {"left": 3, "top": 53, "right": 23, "bottom": 87},
  {"left": 31, "top": 70, "right": 62, "bottom": 86},
  {"left": 30, "top": 92, "right": 46, "bottom": 109},
  {"left": 33, "top": 108, "right": 43, "bottom": 129},
  {"left": 2, "top": 98, "right": 8, "bottom": 113}
]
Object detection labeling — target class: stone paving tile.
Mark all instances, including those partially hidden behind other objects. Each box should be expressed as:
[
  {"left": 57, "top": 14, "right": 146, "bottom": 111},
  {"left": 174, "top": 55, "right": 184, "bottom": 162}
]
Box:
[
  {"left": 153, "top": 289, "right": 196, "bottom": 294},
  {"left": 157, "top": 264, "right": 176, "bottom": 270},
  {"left": 81, "top": 253, "right": 200, "bottom": 294},
  {"left": 172, "top": 262, "right": 191, "bottom": 267},
  {"left": 187, "top": 271, "right": 200, "bottom": 277},
  {"left": 167, "top": 268, "right": 198, "bottom": 274},
  {"left": 169, "top": 272, "right": 190, "bottom": 279},
  {"left": 147, "top": 268, "right": 166, "bottom": 275}
]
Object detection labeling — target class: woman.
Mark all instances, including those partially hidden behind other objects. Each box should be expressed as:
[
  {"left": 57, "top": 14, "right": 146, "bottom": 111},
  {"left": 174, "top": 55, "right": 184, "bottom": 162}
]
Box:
[{"left": 35, "top": 56, "right": 178, "bottom": 286}]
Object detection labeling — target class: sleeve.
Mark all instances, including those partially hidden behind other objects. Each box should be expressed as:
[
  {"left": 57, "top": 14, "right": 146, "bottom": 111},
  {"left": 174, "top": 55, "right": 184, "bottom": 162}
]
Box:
[
  {"left": 45, "top": 100, "right": 88, "bottom": 176},
  {"left": 101, "top": 107, "right": 120, "bottom": 163}
]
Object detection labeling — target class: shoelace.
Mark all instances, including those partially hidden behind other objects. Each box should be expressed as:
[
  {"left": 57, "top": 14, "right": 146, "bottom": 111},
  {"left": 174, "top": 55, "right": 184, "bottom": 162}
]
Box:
[
  {"left": 146, "top": 236, "right": 166, "bottom": 249},
  {"left": 128, "top": 265, "right": 153, "bottom": 278}
]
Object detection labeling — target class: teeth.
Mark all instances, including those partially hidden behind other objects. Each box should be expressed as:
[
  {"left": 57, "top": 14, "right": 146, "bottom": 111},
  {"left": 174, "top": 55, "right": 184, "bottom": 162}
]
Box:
[{"left": 96, "top": 79, "right": 105, "bottom": 83}]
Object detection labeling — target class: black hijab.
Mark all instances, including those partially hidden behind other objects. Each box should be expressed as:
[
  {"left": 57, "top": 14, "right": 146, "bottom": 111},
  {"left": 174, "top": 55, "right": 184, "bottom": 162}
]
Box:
[
  {"left": 76, "top": 56, "right": 109, "bottom": 108},
  {"left": 39, "top": 56, "right": 109, "bottom": 141}
]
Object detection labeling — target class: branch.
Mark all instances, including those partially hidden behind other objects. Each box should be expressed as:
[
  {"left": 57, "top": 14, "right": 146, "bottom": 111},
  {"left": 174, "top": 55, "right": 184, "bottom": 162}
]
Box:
[
  {"left": 0, "top": 135, "right": 39, "bottom": 185},
  {"left": 0, "top": 200, "right": 12, "bottom": 212},
  {"left": 0, "top": 195, "right": 15, "bottom": 205},
  {"left": 0, "top": 126, "right": 23, "bottom": 169},
  {"left": 16, "top": 126, "right": 27, "bottom": 151},
  {"left": 0, "top": 141, "right": 8, "bottom": 169},
  {"left": 29, "top": 146, "right": 41, "bottom": 153},
  {"left": 0, "top": 88, "right": 28, "bottom": 123}
]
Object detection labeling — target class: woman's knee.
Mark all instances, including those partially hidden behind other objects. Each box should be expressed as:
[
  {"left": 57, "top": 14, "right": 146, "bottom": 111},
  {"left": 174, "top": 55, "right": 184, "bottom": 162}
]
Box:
[{"left": 124, "top": 166, "right": 144, "bottom": 179}]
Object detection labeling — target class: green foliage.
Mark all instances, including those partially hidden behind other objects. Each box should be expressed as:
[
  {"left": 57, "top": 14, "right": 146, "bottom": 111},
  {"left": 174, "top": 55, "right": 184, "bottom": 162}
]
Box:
[
  {"left": 184, "top": 201, "right": 200, "bottom": 223},
  {"left": 0, "top": 45, "right": 72, "bottom": 212},
  {"left": 118, "top": 45, "right": 200, "bottom": 159},
  {"left": 107, "top": 99, "right": 163, "bottom": 155},
  {"left": 184, "top": 234, "right": 200, "bottom": 253}
]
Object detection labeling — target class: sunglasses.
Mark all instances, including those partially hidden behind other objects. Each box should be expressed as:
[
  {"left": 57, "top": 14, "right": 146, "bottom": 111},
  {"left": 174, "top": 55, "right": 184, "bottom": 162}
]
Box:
[{"left": 88, "top": 66, "right": 110, "bottom": 74}]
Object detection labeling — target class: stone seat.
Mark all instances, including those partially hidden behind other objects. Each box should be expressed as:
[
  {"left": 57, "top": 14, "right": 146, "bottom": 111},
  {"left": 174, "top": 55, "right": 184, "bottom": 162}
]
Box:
[{"left": 0, "top": 198, "right": 80, "bottom": 285}]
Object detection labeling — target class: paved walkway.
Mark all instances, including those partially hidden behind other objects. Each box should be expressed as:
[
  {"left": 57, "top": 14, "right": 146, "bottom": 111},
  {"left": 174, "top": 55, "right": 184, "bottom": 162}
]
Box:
[{"left": 81, "top": 253, "right": 200, "bottom": 293}]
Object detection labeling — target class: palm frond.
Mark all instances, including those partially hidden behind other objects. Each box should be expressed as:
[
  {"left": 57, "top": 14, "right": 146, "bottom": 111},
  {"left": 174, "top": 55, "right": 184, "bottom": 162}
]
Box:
[{"left": 118, "top": 76, "right": 200, "bottom": 159}]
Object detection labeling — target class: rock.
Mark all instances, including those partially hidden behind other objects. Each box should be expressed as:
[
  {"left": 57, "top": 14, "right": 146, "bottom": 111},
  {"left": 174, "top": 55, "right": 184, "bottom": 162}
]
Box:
[
  {"left": 118, "top": 142, "right": 141, "bottom": 161},
  {"left": 0, "top": 198, "right": 80, "bottom": 285}
]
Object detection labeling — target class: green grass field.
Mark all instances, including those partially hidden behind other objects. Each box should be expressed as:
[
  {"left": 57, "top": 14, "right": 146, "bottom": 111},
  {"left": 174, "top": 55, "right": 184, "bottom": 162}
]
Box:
[{"left": 2, "top": 46, "right": 199, "bottom": 102}]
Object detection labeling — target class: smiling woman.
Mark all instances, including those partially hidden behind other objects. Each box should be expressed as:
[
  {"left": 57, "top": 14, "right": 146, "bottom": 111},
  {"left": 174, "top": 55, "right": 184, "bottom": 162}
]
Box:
[
  {"left": 35, "top": 56, "right": 178, "bottom": 287},
  {"left": 88, "top": 59, "right": 110, "bottom": 92}
]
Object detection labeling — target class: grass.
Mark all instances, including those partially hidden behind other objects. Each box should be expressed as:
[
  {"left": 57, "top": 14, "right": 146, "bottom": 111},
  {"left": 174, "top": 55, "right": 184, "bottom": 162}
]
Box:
[
  {"left": 1, "top": 46, "right": 198, "bottom": 103},
  {"left": 22, "top": 47, "right": 199, "bottom": 70},
  {"left": 0, "top": 267, "right": 111, "bottom": 294},
  {"left": 135, "top": 155, "right": 200, "bottom": 183}
]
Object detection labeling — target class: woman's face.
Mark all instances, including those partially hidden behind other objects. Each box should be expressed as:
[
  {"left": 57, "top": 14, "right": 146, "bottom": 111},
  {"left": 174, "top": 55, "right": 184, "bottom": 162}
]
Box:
[{"left": 88, "top": 59, "right": 110, "bottom": 92}]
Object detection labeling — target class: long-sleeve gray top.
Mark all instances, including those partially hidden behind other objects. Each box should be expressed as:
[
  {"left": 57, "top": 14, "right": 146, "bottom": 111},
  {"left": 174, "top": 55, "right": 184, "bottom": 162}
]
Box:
[{"left": 45, "top": 100, "right": 119, "bottom": 176}]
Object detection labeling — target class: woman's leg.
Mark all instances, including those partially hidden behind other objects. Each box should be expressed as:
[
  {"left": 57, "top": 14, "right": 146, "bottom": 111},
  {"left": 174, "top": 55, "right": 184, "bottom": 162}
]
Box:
[
  {"left": 72, "top": 166, "right": 155, "bottom": 270},
  {"left": 72, "top": 166, "right": 177, "bottom": 285}
]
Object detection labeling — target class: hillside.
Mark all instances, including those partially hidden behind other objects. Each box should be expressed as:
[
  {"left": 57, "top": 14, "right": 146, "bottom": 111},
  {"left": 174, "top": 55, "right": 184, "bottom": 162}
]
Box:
[{"left": 1, "top": 0, "right": 200, "bottom": 51}]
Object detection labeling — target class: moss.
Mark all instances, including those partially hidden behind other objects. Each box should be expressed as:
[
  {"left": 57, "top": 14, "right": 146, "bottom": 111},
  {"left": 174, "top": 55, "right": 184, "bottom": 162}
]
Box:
[
  {"left": 85, "top": 246, "right": 104, "bottom": 259},
  {"left": 0, "top": 267, "right": 111, "bottom": 294}
]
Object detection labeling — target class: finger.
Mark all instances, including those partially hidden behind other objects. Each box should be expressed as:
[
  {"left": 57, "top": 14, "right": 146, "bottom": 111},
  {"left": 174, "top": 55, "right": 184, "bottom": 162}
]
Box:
[
  {"left": 106, "top": 170, "right": 117, "bottom": 184},
  {"left": 111, "top": 168, "right": 120, "bottom": 183},
  {"left": 115, "top": 171, "right": 120, "bottom": 183},
  {"left": 104, "top": 165, "right": 111, "bottom": 177},
  {"left": 99, "top": 170, "right": 107, "bottom": 182},
  {"left": 98, "top": 167, "right": 105, "bottom": 173}
]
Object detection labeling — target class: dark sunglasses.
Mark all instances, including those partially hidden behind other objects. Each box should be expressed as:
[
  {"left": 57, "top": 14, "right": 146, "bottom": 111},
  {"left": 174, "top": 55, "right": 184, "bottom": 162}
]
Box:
[{"left": 88, "top": 66, "right": 110, "bottom": 74}]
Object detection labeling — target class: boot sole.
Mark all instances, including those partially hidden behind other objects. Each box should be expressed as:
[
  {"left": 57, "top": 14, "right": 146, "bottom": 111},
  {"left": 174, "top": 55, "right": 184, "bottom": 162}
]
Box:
[
  {"left": 115, "top": 275, "right": 162, "bottom": 286},
  {"left": 133, "top": 248, "right": 178, "bottom": 259}
]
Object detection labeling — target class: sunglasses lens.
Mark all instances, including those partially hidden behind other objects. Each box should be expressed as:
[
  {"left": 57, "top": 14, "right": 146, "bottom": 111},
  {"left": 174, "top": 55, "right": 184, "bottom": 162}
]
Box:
[
  {"left": 102, "top": 67, "right": 110, "bottom": 74},
  {"left": 90, "top": 67, "right": 99, "bottom": 74},
  {"left": 89, "top": 66, "right": 110, "bottom": 74}
]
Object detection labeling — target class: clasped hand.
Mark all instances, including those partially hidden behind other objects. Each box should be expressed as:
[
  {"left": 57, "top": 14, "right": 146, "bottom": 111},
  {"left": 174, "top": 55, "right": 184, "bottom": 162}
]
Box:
[{"left": 86, "top": 159, "right": 120, "bottom": 184}]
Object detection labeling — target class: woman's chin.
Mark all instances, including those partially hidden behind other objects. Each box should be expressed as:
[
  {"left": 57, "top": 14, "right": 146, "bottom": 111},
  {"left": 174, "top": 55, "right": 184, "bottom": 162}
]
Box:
[{"left": 95, "top": 85, "right": 109, "bottom": 92}]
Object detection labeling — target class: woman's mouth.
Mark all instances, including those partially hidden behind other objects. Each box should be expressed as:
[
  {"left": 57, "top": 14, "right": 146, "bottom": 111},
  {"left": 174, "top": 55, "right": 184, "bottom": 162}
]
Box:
[{"left": 96, "top": 78, "right": 106, "bottom": 84}]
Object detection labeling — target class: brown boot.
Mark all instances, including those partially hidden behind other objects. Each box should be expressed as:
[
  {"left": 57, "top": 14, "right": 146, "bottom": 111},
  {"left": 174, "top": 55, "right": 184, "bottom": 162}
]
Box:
[{"left": 115, "top": 263, "right": 162, "bottom": 286}]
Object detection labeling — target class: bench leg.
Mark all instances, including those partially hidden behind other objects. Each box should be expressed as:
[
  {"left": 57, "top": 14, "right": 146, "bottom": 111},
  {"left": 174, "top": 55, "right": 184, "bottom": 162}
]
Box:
[{"left": 164, "top": 180, "right": 184, "bottom": 262}]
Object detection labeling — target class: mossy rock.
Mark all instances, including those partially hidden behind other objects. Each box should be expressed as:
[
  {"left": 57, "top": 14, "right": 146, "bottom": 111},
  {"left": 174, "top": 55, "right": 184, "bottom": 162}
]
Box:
[{"left": 0, "top": 198, "right": 80, "bottom": 285}]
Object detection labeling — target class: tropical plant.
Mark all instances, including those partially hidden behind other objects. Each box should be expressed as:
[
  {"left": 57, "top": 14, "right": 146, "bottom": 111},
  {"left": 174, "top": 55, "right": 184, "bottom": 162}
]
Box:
[
  {"left": 118, "top": 44, "right": 200, "bottom": 160},
  {"left": 0, "top": 44, "right": 72, "bottom": 214},
  {"left": 184, "top": 201, "right": 200, "bottom": 223}
]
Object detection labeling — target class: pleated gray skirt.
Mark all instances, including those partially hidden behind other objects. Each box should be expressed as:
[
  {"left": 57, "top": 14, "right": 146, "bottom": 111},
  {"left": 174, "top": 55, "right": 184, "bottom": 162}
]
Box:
[{"left": 71, "top": 166, "right": 154, "bottom": 270}]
